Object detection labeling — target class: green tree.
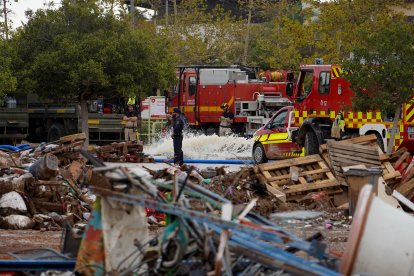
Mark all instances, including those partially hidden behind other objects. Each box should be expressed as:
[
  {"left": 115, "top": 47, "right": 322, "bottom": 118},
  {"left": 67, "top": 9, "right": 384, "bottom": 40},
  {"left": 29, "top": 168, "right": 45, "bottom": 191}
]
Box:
[
  {"left": 0, "top": 39, "right": 16, "bottom": 99},
  {"left": 308, "top": 0, "right": 405, "bottom": 63},
  {"left": 343, "top": 16, "right": 414, "bottom": 154},
  {"left": 160, "top": 0, "right": 244, "bottom": 65},
  {"left": 249, "top": 0, "right": 310, "bottom": 69},
  {"left": 14, "top": 0, "right": 176, "bottom": 146}
]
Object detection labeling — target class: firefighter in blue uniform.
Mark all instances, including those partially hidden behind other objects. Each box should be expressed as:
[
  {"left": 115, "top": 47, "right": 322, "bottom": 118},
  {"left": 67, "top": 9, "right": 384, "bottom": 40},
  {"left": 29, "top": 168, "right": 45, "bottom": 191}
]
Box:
[{"left": 172, "top": 107, "right": 184, "bottom": 166}]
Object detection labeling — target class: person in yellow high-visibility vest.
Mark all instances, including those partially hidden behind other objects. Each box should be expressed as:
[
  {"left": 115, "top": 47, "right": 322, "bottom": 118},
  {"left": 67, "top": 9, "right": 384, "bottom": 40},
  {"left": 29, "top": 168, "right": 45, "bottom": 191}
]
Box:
[
  {"left": 123, "top": 103, "right": 138, "bottom": 142},
  {"left": 126, "top": 96, "right": 140, "bottom": 141},
  {"left": 127, "top": 97, "right": 136, "bottom": 106}
]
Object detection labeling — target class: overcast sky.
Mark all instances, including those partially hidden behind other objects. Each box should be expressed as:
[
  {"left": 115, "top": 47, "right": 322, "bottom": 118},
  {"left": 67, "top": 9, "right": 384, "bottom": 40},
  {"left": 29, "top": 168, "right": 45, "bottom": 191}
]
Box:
[
  {"left": 9, "top": 0, "right": 50, "bottom": 29},
  {"left": 8, "top": 1, "right": 155, "bottom": 29}
]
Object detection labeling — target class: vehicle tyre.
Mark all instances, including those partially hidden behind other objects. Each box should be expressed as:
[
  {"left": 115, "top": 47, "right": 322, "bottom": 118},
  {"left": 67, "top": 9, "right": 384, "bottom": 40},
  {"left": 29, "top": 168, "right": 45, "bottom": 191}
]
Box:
[
  {"left": 304, "top": 131, "right": 319, "bottom": 155},
  {"left": 47, "top": 123, "right": 66, "bottom": 142},
  {"left": 253, "top": 143, "right": 268, "bottom": 163}
]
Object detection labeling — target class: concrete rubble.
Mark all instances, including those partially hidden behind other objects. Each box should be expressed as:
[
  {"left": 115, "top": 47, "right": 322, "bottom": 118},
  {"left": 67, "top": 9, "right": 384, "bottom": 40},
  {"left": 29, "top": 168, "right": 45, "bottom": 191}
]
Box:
[{"left": 1, "top": 133, "right": 414, "bottom": 275}]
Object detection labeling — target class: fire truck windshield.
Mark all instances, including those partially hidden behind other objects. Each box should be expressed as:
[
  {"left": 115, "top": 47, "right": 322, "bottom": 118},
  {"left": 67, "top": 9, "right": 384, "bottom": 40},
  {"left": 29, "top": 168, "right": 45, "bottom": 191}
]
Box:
[{"left": 298, "top": 70, "right": 314, "bottom": 99}]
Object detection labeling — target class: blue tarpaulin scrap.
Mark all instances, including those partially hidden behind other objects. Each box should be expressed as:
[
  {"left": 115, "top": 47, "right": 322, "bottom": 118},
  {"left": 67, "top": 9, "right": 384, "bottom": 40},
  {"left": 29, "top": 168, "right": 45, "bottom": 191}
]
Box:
[{"left": 0, "top": 144, "right": 32, "bottom": 152}]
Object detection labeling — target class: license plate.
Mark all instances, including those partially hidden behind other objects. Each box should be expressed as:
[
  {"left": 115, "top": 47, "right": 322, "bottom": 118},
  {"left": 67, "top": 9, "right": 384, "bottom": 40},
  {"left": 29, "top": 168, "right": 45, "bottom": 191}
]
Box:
[{"left": 408, "top": 127, "right": 414, "bottom": 132}]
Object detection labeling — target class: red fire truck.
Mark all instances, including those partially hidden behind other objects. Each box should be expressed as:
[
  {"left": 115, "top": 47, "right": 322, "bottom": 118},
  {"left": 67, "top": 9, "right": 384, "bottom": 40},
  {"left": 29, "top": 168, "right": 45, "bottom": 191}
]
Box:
[
  {"left": 166, "top": 65, "right": 292, "bottom": 136},
  {"left": 252, "top": 64, "right": 412, "bottom": 163}
]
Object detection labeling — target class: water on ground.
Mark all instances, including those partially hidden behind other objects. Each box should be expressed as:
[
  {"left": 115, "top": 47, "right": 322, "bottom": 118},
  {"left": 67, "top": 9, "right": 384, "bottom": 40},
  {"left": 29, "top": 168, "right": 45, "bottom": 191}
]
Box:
[{"left": 144, "top": 132, "right": 254, "bottom": 160}]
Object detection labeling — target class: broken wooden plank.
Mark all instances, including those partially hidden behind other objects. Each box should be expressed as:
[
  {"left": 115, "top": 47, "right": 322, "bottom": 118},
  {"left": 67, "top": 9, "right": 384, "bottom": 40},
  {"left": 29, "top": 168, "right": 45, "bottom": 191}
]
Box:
[
  {"left": 328, "top": 152, "right": 381, "bottom": 166},
  {"left": 282, "top": 179, "right": 339, "bottom": 194},
  {"left": 393, "top": 151, "right": 411, "bottom": 169},
  {"left": 258, "top": 155, "right": 322, "bottom": 172},
  {"left": 389, "top": 147, "right": 408, "bottom": 163},
  {"left": 266, "top": 184, "right": 287, "bottom": 202},
  {"left": 59, "top": 133, "right": 86, "bottom": 143},
  {"left": 320, "top": 134, "right": 378, "bottom": 153},
  {"left": 35, "top": 179, "right": 64, "bottom": 186},
  {"left": 328, "top": 142, "right": 379, "bottom": 155},
  {"left": 266, "top": 168, "right": 331, "bottom": 182},
  {"left": 32, "top": 200, "right": 63, "bottom": 213},
  {"left": 287, "top": 187, "right": 343, "bottom": 202},
  {"left": 395, "top": 177, "right": 414, "bottom": 197},
  {"left": 256, "top": 173, "right": 286, "bottom": 202},
  {"left": 328, "top": 147, "right": 380, "bottom": 161}
]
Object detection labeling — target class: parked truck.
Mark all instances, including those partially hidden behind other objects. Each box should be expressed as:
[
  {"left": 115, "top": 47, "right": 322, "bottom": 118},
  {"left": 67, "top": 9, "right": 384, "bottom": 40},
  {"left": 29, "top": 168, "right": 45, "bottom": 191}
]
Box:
[
  {"left": 166, "top": 65, "right": 293, "bottom": 136},
  {"left": 0, "top": 93, "right": 127, "bottom": 144},
  {"left": 252, "top": 64, "right": 413, "bottom": 163}
]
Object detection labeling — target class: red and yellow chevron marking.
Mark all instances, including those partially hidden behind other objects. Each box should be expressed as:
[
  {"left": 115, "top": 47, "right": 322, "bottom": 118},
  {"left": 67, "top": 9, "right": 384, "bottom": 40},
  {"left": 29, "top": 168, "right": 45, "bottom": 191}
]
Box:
[
  {"left": 331, "top": 66, "right": 343, "bottom": 78},
  {"left": 344, "top": 111, "right": 383, "bottom": 128},
  {"left": 294, "top": 110, "right": 383, "bottom": 128},
  {"left": 404, "top": 103, "right": 414, "bottom": 123}
]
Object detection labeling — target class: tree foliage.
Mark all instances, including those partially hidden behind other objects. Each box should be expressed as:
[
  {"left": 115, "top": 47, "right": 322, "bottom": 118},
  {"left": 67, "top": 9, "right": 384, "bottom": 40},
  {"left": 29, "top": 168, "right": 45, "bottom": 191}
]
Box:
[
  {"left": 246, "top": 0, "right": 310, "bottom": 69},
  {"left": 343, "top": 16, "right": 414, "bottom": 153},
  {"left": 343, "top": 16, "right": 414, "bottom": 112},
  {"left": 0, "top": 39, "right": 16, "bottom": 98},
  {"left": 308, "top": 0, "right": 406, "bottom": 63},
  {"left": 13, "top": 0, "right": 176, "bottom": 144},
  {"left": 159, "top": 0, "right": 245, "bottom": 65}
]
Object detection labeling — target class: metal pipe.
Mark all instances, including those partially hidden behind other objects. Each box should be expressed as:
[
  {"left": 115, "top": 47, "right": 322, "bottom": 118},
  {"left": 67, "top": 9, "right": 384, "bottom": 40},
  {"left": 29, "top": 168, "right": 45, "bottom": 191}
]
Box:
[{"left": 0, "top": 260, "right": 76, "bottom": 271}]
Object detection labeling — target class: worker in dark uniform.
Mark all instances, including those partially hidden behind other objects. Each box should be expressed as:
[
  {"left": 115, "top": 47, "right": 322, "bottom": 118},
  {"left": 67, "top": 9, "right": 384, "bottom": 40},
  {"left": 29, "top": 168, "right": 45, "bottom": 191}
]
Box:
[
  {"left": 172, "top": 107, "right": 184, "bottom": 166},
  {"left": 219, "top": 102, "right": 234, "bottom": 136},
  {"left": 123, "top": 103, "right": 138, "bottom": 142}
]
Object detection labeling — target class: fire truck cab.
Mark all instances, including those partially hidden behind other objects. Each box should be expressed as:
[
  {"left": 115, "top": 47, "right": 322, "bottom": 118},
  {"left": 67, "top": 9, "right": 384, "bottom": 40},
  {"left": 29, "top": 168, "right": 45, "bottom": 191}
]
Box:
[{"left": 252, "top": 64, "right": 408, "bottom": 163}]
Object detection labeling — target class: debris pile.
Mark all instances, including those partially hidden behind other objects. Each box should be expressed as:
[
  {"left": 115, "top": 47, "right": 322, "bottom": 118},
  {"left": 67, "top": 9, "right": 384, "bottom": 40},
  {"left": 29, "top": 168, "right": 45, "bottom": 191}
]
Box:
[
  {"left": 145, "top": 164, "right": 279, "bottom": 217},
  {"left": 94, "top": 141, "right": 154, "bottom": 163},
  {"left": 0, "top": 134, "right": 93, "bottom": 231},
  {"left": 81, "top": 160, "right": 340, "bottom": 275},
  {"left": 389, "top": 147, "right": 414, "bottom": 200},
  {"left": 254, "top": 135, "right": 410, "bottom": 210}
]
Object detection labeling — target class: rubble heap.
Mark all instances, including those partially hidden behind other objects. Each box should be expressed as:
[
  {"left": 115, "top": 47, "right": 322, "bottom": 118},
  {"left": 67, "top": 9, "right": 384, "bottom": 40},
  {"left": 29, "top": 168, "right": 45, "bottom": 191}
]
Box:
[
  {"left": 389, "top": 147, "right": 414, "bottom": 200},
  {"left": 83, "top": 161, "right": 340, "bottom": 275},
  {"left": 0, "top": 134, "right": 93, "bottom": 231},
  {"left": 94, "top": 141, "right": 154, "bottom": 163},
  {"left": 255, "top": 134, "right": 408, "bottom": 209}
]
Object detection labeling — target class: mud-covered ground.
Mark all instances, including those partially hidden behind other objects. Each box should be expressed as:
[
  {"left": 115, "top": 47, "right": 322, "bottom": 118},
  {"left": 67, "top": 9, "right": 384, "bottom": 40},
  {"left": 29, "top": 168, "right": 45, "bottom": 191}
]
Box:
[{"left": 0, "top": 230, "right": 62, "bottom": 259}]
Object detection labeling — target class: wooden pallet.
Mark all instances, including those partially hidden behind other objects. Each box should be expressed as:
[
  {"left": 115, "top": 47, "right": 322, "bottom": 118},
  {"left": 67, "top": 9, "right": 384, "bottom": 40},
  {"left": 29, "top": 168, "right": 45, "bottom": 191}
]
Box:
[
  {"left": 320, "top": 134, "right": 388, "bottom": 164},
  {"left": 321, "top": 135, "right": 401, "bottom": 186},
  {"left": 257, "top": 155, "right": 340, "bottom": 202},
  {"left": 326, "top": 140, "right": 381, "bottom": 185}
]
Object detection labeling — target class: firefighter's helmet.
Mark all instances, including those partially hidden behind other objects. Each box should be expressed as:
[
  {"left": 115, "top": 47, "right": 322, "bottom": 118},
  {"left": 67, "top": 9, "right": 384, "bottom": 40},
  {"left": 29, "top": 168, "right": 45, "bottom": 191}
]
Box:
[{"left": 220, "top": 102, "right": 229, "bottom": 109}]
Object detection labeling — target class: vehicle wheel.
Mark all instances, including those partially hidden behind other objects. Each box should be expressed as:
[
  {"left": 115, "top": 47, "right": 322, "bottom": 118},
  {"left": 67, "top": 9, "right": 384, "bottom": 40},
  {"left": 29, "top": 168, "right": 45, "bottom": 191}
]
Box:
[
  {"left": 304, "top": 131, "right": 319, "bottom": 155},
  {"left": 47, "top": 123, "right": 66, "bottom": 142},
  {"left": 253, "top": 143, "right": 268, "bottom": 163}
]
